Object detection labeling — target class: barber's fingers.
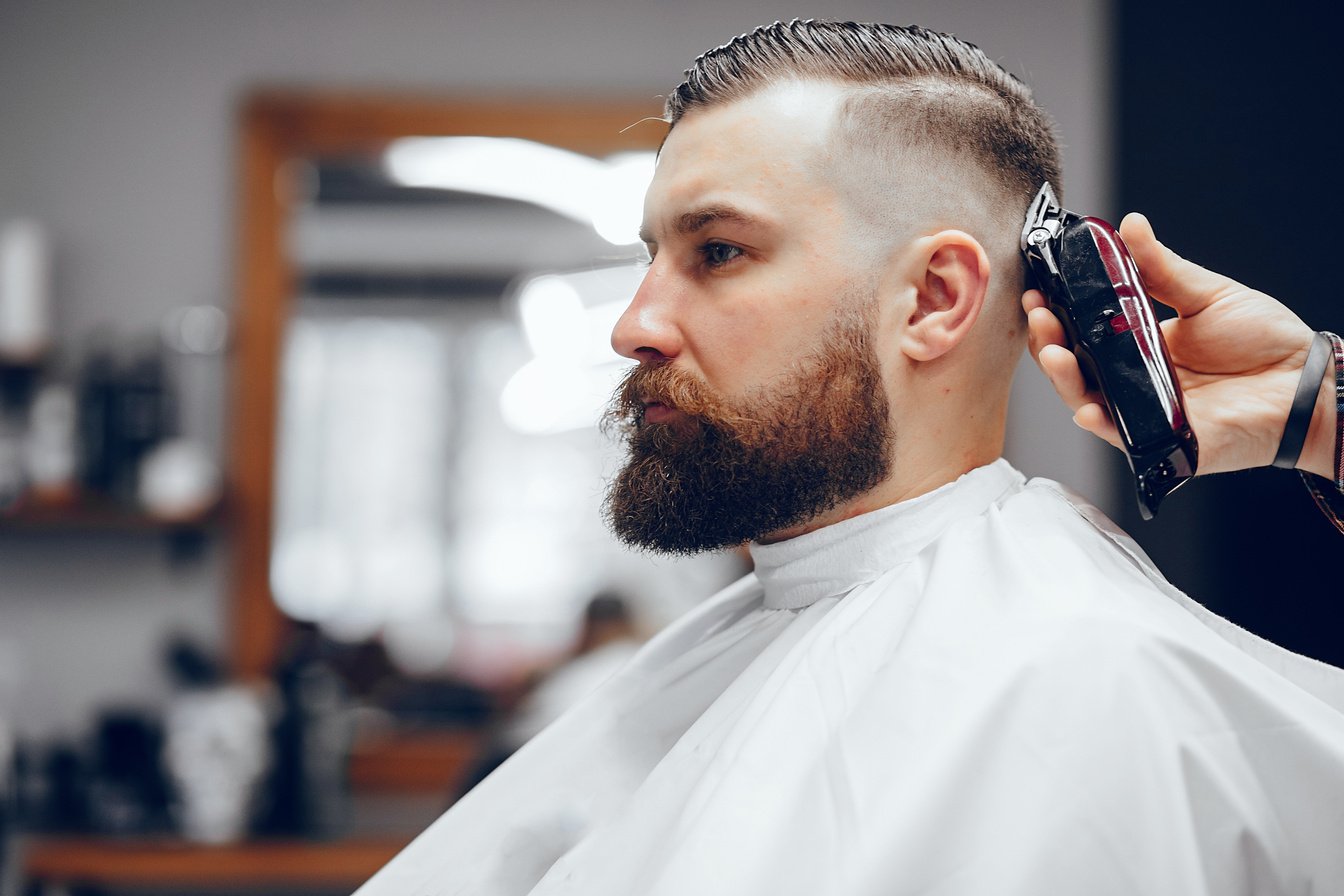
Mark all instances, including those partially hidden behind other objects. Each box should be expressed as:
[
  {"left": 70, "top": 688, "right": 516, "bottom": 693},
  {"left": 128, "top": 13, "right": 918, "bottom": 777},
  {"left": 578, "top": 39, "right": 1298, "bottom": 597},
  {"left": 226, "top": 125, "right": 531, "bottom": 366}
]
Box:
[
  {"left": 1024, "top": 290, "right": 1122, "bottom": 449},
  {"left": 1023, "top": 292, "right": 1066, "bottom": 360},
  {"left": 1024, "top": 299, "right": 1087, "bottom": 411},
  {"left": 1073, "top": 402, "right": 1122, "bottom": 448},
  {"left": 1022, "top": 288, "right": 1049, "bottom": 315},
  {"left": 1119, "top": 213, "right": 1239, "bottom": 318},
  {"left": 1037, "top": 344, "right": 1092, "bottom": 412},
  {"left": 1037, "top": 342, "right": 1123, "bottom": 449}
]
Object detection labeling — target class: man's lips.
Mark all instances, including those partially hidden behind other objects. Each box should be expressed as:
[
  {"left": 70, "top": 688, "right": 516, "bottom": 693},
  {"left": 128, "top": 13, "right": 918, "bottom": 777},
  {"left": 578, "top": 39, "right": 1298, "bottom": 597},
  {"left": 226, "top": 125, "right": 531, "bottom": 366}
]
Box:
[{"left": 642, "top": 401, "right": 677, "bottom": 424}]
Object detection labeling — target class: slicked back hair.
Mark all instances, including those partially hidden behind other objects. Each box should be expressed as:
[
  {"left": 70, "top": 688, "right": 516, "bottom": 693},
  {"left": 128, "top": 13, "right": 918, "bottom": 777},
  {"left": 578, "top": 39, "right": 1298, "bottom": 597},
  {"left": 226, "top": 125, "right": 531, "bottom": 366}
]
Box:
[{"left": 666, "top": 19, "right": 1061, "bottom": 210}]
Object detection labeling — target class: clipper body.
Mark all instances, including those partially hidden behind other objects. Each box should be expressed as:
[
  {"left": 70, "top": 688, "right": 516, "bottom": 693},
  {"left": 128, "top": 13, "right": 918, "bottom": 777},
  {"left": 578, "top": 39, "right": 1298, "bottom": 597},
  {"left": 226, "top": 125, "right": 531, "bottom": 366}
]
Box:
[{"left": 1021, "top": 183, "right": 1197, "bottom": 519}]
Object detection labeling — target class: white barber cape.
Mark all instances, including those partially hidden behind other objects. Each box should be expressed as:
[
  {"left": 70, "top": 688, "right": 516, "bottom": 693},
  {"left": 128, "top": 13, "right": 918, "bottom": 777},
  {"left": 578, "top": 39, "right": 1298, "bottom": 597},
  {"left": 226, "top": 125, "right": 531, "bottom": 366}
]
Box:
[{"left": 356, "top": 460, "right": 1344, "bottom": 895}]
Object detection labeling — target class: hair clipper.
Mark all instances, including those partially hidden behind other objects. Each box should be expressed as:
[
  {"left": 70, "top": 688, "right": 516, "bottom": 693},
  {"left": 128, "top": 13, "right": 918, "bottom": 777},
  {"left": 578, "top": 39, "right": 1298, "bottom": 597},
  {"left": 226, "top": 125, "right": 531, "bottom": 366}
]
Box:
[{"left": 1020, "top": 182, "right": 1198, "bottom": 519}]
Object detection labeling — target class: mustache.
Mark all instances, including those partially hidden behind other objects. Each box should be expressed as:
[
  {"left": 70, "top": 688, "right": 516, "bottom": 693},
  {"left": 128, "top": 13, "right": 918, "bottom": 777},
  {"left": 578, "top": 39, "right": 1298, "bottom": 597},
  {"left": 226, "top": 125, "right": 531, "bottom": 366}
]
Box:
[{"left": 602, "top": 362, "right": 756, "bottom": 436}]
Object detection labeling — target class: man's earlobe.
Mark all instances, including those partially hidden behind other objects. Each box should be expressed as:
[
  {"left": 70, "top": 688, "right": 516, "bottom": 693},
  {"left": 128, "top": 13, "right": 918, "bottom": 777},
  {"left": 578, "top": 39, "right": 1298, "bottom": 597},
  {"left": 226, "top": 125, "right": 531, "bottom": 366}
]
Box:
[{"left": 899, "top": 231, "right": 990, "bottom": 362}]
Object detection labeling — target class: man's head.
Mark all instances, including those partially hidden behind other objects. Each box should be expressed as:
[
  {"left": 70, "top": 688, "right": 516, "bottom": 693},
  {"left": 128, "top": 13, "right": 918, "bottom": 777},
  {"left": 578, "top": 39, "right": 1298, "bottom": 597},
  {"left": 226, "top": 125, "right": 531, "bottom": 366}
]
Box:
[
  {"left": 665, "top": 20, "right": 1058, "bottom": 206},
  {"left": 604, "top": 20, "right": 1060, "bottom": 554}
]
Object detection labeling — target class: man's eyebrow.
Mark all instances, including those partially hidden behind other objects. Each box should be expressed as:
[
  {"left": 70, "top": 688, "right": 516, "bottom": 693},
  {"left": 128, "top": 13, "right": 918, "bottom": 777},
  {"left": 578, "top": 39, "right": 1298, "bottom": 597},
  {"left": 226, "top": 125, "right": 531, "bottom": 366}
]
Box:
[{"left": 639, "top": 205, "right": 765, "bottom": 245}]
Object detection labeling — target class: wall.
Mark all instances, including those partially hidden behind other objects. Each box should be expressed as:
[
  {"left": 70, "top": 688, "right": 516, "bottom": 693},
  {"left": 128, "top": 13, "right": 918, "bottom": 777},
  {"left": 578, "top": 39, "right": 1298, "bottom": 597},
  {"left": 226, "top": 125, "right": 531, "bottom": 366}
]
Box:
[
  {"left": 0, "top": 0, "right": 1110, "bottom": 739},
  {"left": 1114, "top": 3, "right": 1343, "bottom": 667}
]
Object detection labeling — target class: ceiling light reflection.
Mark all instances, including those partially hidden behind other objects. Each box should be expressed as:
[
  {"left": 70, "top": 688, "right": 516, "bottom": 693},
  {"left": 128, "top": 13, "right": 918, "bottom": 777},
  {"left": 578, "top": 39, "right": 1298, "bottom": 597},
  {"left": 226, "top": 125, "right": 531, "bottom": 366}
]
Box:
[{"left": 383, "top": 137, "right": 654, "bottom": 246}]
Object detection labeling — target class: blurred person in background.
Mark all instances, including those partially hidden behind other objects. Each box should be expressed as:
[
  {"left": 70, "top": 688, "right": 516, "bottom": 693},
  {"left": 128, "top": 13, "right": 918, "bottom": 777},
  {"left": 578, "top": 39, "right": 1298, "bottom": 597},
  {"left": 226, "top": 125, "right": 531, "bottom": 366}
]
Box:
[
  {"left": 457, "top": 592, "right": 642, "bottom": 796},
  {"left": 358, "top": 20, "right": 1344, "bottom": 896},
  {"left": 498, "top": 592, "right": 642, "bottom": 749}
]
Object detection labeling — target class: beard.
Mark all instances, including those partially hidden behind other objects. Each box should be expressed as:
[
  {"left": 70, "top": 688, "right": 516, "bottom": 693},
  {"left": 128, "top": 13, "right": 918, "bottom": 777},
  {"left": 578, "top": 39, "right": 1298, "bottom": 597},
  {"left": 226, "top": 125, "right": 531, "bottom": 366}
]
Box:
[{"left": 601, "top": 305, "right": 892, "bottom": 555}]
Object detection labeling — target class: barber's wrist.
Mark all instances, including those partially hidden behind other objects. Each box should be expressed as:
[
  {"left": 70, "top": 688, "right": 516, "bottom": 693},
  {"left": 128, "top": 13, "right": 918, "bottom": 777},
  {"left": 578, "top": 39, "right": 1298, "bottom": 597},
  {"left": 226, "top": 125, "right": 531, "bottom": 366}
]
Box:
[{"left": 1298, "top": 347, "right": 1339, "bottom": 481}]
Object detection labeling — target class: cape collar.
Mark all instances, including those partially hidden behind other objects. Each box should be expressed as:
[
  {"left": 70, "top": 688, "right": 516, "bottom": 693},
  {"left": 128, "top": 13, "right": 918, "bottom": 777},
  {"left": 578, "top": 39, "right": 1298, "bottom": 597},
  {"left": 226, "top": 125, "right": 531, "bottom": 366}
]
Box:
[{"left": 749, "top": 459, "right": 1025, "bottom": 610}]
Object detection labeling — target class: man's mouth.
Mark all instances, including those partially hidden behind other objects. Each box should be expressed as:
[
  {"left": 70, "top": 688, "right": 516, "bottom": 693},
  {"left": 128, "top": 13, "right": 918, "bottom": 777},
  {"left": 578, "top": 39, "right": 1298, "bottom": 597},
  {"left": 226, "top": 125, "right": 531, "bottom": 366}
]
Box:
[{"left": 642, "top": 400, "right": 677, "bottom": 425}]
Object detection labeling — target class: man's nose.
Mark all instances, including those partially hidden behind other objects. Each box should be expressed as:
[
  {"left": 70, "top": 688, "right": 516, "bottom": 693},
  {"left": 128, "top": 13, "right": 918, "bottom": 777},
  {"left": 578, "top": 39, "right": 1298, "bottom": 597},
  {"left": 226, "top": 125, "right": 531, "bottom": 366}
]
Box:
[{"left": 611, "top": 264, "right": 683, "bottom": 363}]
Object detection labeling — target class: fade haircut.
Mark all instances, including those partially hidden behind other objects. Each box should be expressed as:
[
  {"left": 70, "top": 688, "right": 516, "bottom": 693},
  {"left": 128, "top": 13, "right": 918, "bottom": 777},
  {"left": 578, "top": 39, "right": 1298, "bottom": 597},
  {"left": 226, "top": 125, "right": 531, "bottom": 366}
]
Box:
[{"left": 665, "top": 19, "right": 1061, "bottom": 212}]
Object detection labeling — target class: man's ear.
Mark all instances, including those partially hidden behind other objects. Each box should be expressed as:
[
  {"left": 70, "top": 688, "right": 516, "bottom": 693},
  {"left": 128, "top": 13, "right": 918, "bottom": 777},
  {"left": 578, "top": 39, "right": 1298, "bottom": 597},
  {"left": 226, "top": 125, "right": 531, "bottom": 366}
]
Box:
[{"left": 898, "top": 230, "right": 991, "bottom": 362}]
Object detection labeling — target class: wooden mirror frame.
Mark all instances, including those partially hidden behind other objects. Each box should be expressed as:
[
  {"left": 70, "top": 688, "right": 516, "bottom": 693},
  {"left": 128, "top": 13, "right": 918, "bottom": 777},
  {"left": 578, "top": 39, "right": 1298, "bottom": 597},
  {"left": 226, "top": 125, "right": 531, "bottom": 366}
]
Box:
[{"left": 227, "top": 90, "right": 665, "bottom": 680}]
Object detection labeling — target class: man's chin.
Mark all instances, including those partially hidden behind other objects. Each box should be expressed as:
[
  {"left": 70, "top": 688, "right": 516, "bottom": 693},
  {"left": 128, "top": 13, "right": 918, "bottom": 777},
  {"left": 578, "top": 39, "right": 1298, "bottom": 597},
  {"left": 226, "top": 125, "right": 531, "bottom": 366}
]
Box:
[
  {"left": 610, "top": 526, "right": 742, "bottom": 557},
  {"left": 602, "top": 298, "right": 891, "bottom": 555},
  {"left": 602, "top": 444, "right": 862, "bottom": 556},
  {"left": 607, "top": 510, "right": 766, "bottom": 556}
]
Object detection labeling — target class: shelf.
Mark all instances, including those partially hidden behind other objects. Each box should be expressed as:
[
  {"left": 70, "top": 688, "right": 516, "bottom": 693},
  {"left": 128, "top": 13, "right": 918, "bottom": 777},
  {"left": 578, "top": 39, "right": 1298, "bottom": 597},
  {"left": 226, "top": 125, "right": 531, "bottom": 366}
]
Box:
[
  {"left": 0, "top": 493, "right": 224, "bottom": 534},
  {"left": 22, "top": 834, "right": 410, "bottom": 891},
  {"left": 349, "top": 728, "right": 486, "bottom": 794}
]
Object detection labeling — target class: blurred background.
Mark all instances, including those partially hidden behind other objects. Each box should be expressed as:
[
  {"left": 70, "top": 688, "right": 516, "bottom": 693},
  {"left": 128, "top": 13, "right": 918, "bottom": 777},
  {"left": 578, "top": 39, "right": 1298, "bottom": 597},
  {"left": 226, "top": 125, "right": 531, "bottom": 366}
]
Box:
[{"left": 0, "top": 0, "right": 1334, "bottom": 893}]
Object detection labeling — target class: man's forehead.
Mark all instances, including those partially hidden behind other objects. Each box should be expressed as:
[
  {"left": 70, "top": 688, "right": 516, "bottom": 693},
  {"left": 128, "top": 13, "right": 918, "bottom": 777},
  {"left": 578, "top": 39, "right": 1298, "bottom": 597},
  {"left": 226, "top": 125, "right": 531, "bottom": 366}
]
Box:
[
  {"left": 643, "top": 81, "right": 847, "bottom": 238},
  {"left": 661, "top": 81, "right": 846, "bottom": 168}
]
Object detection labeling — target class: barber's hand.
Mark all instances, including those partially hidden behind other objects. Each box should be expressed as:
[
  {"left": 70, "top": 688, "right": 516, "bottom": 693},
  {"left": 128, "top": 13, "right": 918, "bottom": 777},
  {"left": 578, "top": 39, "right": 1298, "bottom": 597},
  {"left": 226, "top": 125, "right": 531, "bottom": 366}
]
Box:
[{"left": 1023, "top": 212, "right": 1335, "bottom": 479}]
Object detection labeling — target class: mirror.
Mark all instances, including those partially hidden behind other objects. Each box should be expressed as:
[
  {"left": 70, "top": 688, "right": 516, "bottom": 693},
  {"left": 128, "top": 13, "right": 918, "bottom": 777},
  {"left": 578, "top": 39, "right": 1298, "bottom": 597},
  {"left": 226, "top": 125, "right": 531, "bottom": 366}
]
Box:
[{"left": 226, "top": 92, "right": 744, "bottom": 700}]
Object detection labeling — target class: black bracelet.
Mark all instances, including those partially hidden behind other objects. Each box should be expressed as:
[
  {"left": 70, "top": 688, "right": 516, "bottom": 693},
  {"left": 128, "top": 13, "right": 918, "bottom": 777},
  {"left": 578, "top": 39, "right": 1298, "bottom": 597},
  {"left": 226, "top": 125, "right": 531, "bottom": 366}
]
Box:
[
  {"left": 1273, "top": 331, "right": 1333, "bottom": 470},
  {"left": 1327, "top": 331, "right": 1344, "bottom": 489}
]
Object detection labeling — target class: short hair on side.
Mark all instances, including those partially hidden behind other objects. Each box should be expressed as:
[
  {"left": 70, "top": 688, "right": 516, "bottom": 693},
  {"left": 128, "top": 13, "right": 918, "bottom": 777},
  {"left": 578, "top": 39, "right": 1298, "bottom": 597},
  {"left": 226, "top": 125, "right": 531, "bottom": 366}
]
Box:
[{"left": 666, "top": 19, "right": 1061, "bottom": 209}]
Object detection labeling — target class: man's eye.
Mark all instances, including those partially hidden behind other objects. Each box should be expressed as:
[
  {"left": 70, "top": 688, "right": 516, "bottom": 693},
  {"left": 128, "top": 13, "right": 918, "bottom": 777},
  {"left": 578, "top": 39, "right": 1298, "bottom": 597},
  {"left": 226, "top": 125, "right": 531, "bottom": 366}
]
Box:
[{"left": 700, "top": 242, "right": 743, "bottom": 268}]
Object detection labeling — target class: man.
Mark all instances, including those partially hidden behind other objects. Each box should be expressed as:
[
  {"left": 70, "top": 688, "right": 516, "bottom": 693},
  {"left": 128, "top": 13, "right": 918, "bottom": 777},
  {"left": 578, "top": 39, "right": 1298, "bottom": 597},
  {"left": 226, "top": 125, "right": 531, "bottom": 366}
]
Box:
[{"left": 357, "top": 21, "right": 1344, "bottom": 895}]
